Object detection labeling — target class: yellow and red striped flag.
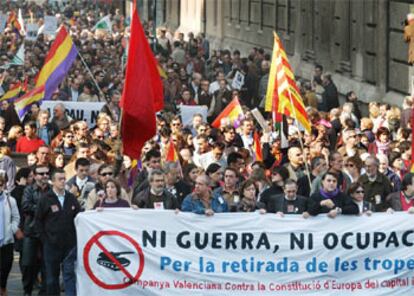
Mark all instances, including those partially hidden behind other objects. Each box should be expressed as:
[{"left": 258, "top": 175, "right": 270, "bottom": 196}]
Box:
[
  {"left": 265, "top": 32, "right": 311, "bottom": 132},
  {"left": 253, "top": 131, "right": 263, "bottom": 162},
  {"left": 166, "top": 138, "right": 179, "bottom": 162}
]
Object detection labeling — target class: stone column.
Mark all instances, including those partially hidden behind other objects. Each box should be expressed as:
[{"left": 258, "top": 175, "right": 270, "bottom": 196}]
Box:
[
  {"left": 177, "top": 0, "right": 204, "bottom": 35},
  {"left": 376, "top": 0, "right": 387, "bottom": 96}
]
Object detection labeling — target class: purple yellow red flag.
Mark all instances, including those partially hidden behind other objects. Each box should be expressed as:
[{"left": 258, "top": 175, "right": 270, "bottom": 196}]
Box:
[
  {"left": 14, "top": 85, "right": 45, "bottom": 119},
  {"left": 0, "top": 82, "right": 22, "bottom": 102},
  {"left": 211, "top": 97, "right": 244, "bottom": 128},
  {"left": 35, "top": 26, "right": 77, "bottom": 100}
]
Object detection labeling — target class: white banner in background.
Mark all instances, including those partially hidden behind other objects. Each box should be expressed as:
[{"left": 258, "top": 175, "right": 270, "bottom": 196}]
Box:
[
  {"left": 43, "top": 15, "right": 57, "bottom": 36},
  {"left": 76, "top": 210, "right": 414, "bottom": 296},
  {"left": 179, "top": 105, "right": 208, "bottom": 126},
  {"left": 41, "top": 100, "right": 105, "bottom": 127},
  {"left": 0, "top": 14, "right": 7, "bottom": 33},
  {"left": 26, "top": 23, "right": 39, "bottom": 41}
]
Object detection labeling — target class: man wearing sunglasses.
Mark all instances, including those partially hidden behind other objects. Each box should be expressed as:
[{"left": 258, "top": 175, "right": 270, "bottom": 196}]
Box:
[
  {"left": 85, "top": 164, "right": 130, "bottom": 210},
  {"left": 21, "top": 165, "right": 51, "bottom": 296}
]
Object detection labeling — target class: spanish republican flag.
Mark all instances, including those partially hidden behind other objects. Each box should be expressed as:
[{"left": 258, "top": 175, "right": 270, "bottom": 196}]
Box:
[
  {"left": 14, "top": 85, "right": 45, "bottom": 120},
  {"left": 265, "top": 32, "right": 311, "bottom": 132},
  {"left": 35, "top": 26, "right": 77, "bottom": 100},
  {"left": 253, "top": 131, "right": 263, "bottom": 162},
  {"left": 0, "top": 82, "right": 22, "bottom": 102},
  {"left": 211, "top": 96, "right": 244, "bottom": 128},
  {"left": 120, "top": 5, "right": 164, "bottom": 159}
]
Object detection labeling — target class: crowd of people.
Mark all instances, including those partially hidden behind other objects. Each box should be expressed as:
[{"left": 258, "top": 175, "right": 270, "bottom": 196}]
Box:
[{"left": 0, "top": 1, "right": 414, "bottom": 296}]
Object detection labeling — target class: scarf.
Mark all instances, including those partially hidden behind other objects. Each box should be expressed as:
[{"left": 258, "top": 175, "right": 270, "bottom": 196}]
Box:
[
  {"left": 0, "top": 192, "right": 5, "bottom": 246},
  {"left": 375, "top": 140, "right": 390, "bottom": 155},
  {"left": 319, "top": 187, "right": 339, "bottom": 199}
]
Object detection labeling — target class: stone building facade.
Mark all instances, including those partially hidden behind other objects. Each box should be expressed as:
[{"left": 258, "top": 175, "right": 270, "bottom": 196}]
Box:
[{"left": 137, "top": 0, "right": 414, "bottom": 104}]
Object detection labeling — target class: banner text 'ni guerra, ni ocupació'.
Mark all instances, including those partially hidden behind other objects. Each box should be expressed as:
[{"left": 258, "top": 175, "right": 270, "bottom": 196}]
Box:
[{"left": 76, "top": 210, "right": 414, "bottom": 295}]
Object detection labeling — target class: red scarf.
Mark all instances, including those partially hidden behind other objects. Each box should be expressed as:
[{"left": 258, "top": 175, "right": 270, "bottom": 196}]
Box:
[{"left": 400, "top": 192, "right": 414, "bottom": 211}]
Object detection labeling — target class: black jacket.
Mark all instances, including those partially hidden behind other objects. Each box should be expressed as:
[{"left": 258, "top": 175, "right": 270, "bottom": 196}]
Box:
[
  {"left": 35, "top": 190, "right": 81, "bottom": 248},
  {"left": 22, "top": 183, "right": 51, "bottom": 237},
  {"left": 308, "top": 191, "right": 359, "bottom": 216},
  {"left": 266, "top": 194, "right": 309, "bottom": 214},
  {"left": 132, "top": 188, "right": 179, "bottom": 210}
]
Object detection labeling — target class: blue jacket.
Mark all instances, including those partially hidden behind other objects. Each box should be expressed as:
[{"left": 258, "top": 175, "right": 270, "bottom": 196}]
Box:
[{"left": 181, "top": 193, "right": 228, "bottom": 214}]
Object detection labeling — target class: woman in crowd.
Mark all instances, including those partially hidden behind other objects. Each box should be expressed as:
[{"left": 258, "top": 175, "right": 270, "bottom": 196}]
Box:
[
  {"left": 6, "top": 125, "right": 23, "bottom": 152},
  {"left": 94, "top": 179, "right": 130, "bottom": 209},
  {"left": 206, "top": 163, "right": 223, "bottom": 191},
  {"left": 237, "top": 179, "right": 258, "bottom": 212},
  {"left": 348, "top": 182, "right": 374, "bottom": 215},
  {"left": 308, "top": 172, "right": 359, "bottom": 218},
  {"left": 0, "top": 174, "right": 22, "bottom": 296}
]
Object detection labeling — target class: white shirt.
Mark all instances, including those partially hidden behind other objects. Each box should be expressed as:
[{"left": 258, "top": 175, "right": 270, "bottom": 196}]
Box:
[{"left": 54, "top": 190, "right": 65, "bottom": 207}]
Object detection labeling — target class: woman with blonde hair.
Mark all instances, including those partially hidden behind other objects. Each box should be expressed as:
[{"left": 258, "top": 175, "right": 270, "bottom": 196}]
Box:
[{"left": 6, "top": 125, "right": 23, "bottom": 152}]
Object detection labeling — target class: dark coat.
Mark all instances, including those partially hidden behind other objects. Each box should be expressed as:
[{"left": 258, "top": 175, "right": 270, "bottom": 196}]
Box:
[
  {"left": 386, "top": 191, "right": 409, "bottom": 212},
  {"left": 321, "top": 82, "right": 339, "bottom": 112},
  {"left": 358, "top": 173, "right": 392, "bottom": 212},
  {"left": 22, "top": 184, "right": 51, "bottom": 237},
  {"left": 265, "top": 194, "right": 309, "bottom": 214},
  {"left": 35, "top": 190, "right": 81, "bottom": 248},
  {"left": 308, "top": 191, "right": 359, "bottom": 216},
  {"left": 132, "top": 187, "right": 179, "bottom": 210}
]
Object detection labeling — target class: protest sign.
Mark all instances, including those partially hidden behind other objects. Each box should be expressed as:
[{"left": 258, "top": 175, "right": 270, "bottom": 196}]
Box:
[
  {"left": 76, "top": 210, "right": 414, "bottom": 295},
  {"left": 41, "top": 100, "right": 105, "bottom": 127},
  {"left": 231, "top": 70, "right": 245, "bottom": 90},
  {"left": 26, "top": 23, "right": 39, "bottom": 41},
  {"left": 0, "top": 13, "right": 6, "bottom": 33},
  {"left": 179, "top": 105, "right": 208, "bottom": 126},
  {"left": 43, "top": 15, "right": 57, "bottom": 36}
]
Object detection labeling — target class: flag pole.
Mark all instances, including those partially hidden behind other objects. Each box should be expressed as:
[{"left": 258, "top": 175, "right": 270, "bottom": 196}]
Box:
[
  {"left": 287, "top": 90, "right": 312, "bottom": 190},
  {"left": 76, "top": 51, "right": 109, "bottom": 104}
]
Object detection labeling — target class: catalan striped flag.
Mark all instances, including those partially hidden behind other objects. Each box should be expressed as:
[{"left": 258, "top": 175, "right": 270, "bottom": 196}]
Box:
[
  {"left": 166, "top": 139, "right": 179, "bottom": 162},
  {"left": 35, "top": 26, "right": 77, "bottom": 100},
  {"left": 253, "top": 131, "right": 263, "bottom": 162},
  {"left": 265, "top": 32, "right": 311, "bottom": 132},
  {"left": 14, "top": 85, "right": 45, "bottom": 120},
  {"left": 0, "top": 82, "right": 22, "bottom": 102},
  {"left": 211, "top": 97, "right": 244, "bottom": 128}
]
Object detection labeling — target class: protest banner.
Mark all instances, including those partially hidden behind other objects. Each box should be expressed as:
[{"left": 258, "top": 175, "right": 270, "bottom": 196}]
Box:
[
  {"left": 76, "top": 210, "right": 414, "bottom": 295},
  {"left": 41, "top": 100, "right": 105, "bottom": 127},
  {"left": 231, "top": 70, "right": 245, "bottom": 90},
  {"left": 43, "top": 15, "right": 57, "bottom": 36},
  {"left": 179, "top": 105, "right": 208, "bottom": 126},
  {"left": 26, "top": 23, "right": 39, "bottom": 41}
]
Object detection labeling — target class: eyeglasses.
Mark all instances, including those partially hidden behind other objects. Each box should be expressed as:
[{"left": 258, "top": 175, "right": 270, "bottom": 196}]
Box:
[
  {"left": 100, "top": 172, "right": 113, "bottom": 177},
  {"left": 36, "top": 172, "right": 49, "bottom": 176},
  {"left": 355, "top": 190, "right": 365, "bottom": 194}
]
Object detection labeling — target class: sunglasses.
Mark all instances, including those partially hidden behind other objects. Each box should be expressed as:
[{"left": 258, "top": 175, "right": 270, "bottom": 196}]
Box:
[
  {"left": 355, "top": 190, "right": 365, "bottom": 194},
  {"left": 345, "top": 163, "right": 355, "bottom": 168},
  {"left": 100, "top": 172, "right": 113, "bottom": 177},
  {"left": 36, "top": 172, "right": 49, "bottom": 176}
]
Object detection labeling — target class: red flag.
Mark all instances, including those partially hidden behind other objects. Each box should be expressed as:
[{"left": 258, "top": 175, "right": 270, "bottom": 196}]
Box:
[
  {"left": 166, "top": 139, "right": 179, "bottom": 162},
  {"left": 120, "top": 6, "right": 164, "bottom": 159}
]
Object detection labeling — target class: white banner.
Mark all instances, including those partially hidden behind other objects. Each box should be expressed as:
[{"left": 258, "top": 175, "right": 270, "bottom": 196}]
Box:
[
  {"left": 41, "top": 100, "right": 105, "bottom": 127},
  {"left": 43, "top": 16, "right": 57, "bottom": 36},
  {"left": 179, "top": 105, "right": 208, "bottom": 126},
  {"left": 76, "top": 210, "right": 414, "bottom": 295},
  {"left": 231, "top": 70, "right": 245, "bottom": 90},
  {"left": 26, "top": 23, "right": 39, "bottom": 41}
]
